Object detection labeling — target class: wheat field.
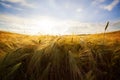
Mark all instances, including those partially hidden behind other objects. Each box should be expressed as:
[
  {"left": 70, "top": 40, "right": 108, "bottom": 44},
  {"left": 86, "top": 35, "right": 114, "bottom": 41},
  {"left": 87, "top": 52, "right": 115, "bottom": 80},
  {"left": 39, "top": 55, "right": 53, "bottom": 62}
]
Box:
[{"left": 0, "top": 30, "right": 120, "bottom": 80}]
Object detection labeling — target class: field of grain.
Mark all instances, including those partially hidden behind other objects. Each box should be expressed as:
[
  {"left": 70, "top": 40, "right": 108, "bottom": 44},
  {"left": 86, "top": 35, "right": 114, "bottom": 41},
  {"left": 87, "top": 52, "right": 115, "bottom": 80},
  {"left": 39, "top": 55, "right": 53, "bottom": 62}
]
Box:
[{"left": 0, "top": 30, "right": 120, "bottom": 80}]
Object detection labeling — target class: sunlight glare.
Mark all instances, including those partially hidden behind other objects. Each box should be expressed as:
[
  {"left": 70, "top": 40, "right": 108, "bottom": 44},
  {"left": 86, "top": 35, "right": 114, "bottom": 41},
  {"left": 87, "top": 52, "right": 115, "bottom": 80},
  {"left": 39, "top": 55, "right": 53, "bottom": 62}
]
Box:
[{"left": 28, "top": 17, "right": 58, "bottom": 35}]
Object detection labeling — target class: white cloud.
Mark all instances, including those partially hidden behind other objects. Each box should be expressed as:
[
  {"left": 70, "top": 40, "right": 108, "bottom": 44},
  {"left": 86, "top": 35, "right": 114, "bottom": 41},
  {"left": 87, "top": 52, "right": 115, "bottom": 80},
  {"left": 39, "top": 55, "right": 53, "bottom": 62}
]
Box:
[
  {"left": 92, "top": 0, "right": 105, "bottom": 5},
  {"left": 49, "top": 0, "right": 56, "bottom": 7},
  {"left": 76, "top": 8, "right": 83, "bottom": 12},
  {"left": 64, "top": 2, "right": 83, "bottom": 13},
  {"left": 110, "top": 20, "right": 120, "bottom": 31},
  {"left": 0, "top": 14, "right": 69, "bottom": 34},
  {"left": 64, "top": 3, "right": 70, "bottom": 9},
  {"left": 65, "top": 21, "right": 105, "bottom": 34},
  {"left": 0, "top": 14, "right": 119, "bottom": 35},
  {"left": 1, "top": 0, "right": 36, "bottom": 8},
  {"left": 100, "top": 0, "right": 120, "bottom": 11}
]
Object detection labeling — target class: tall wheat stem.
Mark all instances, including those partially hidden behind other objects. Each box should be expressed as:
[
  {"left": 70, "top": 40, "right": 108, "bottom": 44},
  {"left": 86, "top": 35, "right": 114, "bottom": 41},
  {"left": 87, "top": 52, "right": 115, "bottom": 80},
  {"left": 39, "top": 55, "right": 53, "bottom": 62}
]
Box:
[{"left": 103, "top": 21, "right": 109, "bottom": 44}]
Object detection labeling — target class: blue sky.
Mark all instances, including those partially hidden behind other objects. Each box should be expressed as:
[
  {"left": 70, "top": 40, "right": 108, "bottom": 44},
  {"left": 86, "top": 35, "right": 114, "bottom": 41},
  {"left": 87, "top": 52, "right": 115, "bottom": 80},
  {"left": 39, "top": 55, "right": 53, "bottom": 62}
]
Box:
[{"left": 0, "top": 0, "right": 120, "bottom": 35}]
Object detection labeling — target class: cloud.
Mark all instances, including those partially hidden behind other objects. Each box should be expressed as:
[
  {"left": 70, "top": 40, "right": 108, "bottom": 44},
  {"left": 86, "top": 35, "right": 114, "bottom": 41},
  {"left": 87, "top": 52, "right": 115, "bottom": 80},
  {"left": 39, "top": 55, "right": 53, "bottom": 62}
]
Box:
[
  {"left": 0, "top": 14, "right": 69, "bottom": 34},
  {"left": 92, "top": 0, "right": 105, "bottom": 5},
  {"left": 66, "top": 22, "right": 105, "bottom": 34},
  {"left": 63, "top": 2, "right": 83, "bottom": 13},
  {"left": 110, "top": 20, "right": 120, "bottom": 30},
  {"left": 0, "top": 2, "right": 11, "bottom": 8},
  {"left": 49, "top": 0, "right": 56, "bottom": 8},
  {"left": 1, "top": 0, "right": 37, "bottom": 8},
  {"left": 64, "top": 3, "right": 70, "bottom": 9},
  {"left": 0, "top": 2, "right": 23, "bottom": 11},
  {"left": 100, "top": 0, "right": 120, "bottom": 11},
  {"left": 0, "top": 14, "right": 119, "bottom": 35},
  {"left": 76, "top": 8, "right": 83, "bottom": 13}
]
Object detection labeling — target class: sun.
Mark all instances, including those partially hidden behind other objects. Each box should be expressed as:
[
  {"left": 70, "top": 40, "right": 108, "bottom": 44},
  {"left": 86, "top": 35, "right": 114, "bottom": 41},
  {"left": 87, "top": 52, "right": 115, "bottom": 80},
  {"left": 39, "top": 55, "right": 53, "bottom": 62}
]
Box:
[{"left": 28, "top": 17, "right": 58, "bottom": 35}]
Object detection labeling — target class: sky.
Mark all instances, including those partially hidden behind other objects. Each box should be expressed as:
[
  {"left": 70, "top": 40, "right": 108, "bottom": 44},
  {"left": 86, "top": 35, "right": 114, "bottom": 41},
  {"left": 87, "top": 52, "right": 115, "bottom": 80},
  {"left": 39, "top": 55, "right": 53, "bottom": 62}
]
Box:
[{"left": 0, "top": 0, "right": 120, "bottom": 35}]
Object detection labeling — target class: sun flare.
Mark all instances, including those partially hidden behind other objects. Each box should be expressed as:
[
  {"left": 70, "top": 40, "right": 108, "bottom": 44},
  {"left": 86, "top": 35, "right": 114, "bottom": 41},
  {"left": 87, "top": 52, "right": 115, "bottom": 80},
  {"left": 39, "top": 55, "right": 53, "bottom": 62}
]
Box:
[{"left": 27, "top": 17, "right": 58, "bottom": 35}]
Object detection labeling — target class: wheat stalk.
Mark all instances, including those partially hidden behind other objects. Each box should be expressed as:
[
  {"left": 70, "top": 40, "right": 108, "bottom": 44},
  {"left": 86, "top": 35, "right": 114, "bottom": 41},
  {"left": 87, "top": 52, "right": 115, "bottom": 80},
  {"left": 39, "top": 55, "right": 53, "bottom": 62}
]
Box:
[{"left": 103, "top": 21, "right": 109, "bottom": 44}]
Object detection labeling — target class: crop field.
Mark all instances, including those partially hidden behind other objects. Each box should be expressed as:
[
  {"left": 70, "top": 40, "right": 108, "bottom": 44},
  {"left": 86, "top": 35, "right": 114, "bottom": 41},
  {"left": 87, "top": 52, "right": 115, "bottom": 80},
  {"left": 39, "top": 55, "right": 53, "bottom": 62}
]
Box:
[{"left": 0, "top": 30, "right": 120, "bottom": 80}]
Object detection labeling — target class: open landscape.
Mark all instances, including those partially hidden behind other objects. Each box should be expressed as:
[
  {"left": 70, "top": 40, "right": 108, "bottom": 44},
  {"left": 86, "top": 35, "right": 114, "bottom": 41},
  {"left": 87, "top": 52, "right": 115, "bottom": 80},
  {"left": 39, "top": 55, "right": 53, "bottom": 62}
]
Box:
[
  {"left": 0, "top": 30, "right": 120, "bottom": 80},
  {"left": 0, "top": 0, "right": 120, "bottom": 80}
]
